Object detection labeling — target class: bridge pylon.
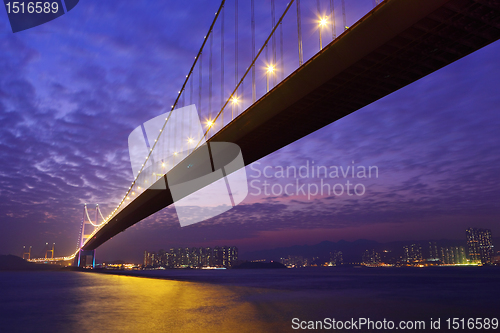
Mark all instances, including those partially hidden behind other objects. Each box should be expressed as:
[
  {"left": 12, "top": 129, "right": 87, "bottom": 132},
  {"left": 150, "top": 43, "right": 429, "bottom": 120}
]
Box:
[
  {"left": 77, "top": 204, "right": 104, "bottom": 268},
  {"left": 45, "top": 242, "right": 55, "bottom": 259},
  {"left": 22, "top": 246, "right": 32, "bottom": 260}
]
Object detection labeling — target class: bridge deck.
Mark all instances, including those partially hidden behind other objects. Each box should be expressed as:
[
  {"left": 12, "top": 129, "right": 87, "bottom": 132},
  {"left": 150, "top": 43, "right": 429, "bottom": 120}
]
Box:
[{"left": 83, "top": 0, "right": 500, "bottom": 251}]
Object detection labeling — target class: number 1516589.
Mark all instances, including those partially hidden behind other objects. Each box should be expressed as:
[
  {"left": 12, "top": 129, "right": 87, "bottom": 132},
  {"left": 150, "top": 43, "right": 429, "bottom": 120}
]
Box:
[{"left": 5, "top": 2, "right": 59, "bottom": 14}]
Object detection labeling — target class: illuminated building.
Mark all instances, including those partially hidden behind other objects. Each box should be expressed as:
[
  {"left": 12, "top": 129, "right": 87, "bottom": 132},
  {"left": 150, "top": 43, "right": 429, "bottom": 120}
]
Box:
[
  {"left": 466, "top": 228, "right": 494, "bottom": 264},
  {"left": 362, "top": 249, "right": 380, "bottom": 266},
  {"left": 280, "top": 255, "right": 305, "bottom": 268},
  {"left": 428, "top": 241, "right": 439, "bottom": 260},
  {"left": 144, "top": 246, "right": 238, "bottom": 268},
  {"left": 329, "top": 251, "right": 343, "bottom": 266},
  {"left": 226, "top": 246, "right": 238, "bottom": 268},
  {"left": 403, "top": 243, "right": 423, "bottom": 264},
  {"left": 143, "top": 251, "right": 156, "bottom": 267},
  {"left": 212, "top": 246, "right": 222, "bottom": 267},
  {"left": 440, "top": 246, "right": 467, "bottom": 265},
  {"left": 202, "top": 247, "right": 212, "bottom": 267}
]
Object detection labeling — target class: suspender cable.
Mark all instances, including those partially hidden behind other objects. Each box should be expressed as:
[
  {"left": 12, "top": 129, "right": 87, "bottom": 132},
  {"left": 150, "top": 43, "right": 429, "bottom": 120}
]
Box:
[
  {"left": 251, "top": 0, "right": 256, "bottom": 103},
  {"left": 196, "top": 0, "right": 295, "bottom": 149},
  {"left": 209, "top": 33, "right": 213, "bottom": 120},
  {"left": 342, "top": 0, "right": 346, "bottom": 31},
  {"left": 271, "top": 0, "right": 276, "bottom": 85},
  {"left": 234, "top": 0, "right": 238, "bottom": 120},
  {"left": 221, "top": 4, "right": 224, "bottom": 127},
  {"left": 190, "top": 74, "right": 193, "bottom": 105},
  {"left": 98, "top": 2, "right": 226, "bottom": 227},
  {"left": 280, "top": 20, "right": 284, "bottom": 81},
  {"left": 296, "top": 0, "right": 303, "bottom": 66},
  {"left": 330, "top": 0, "right": 336, "bottom": 39},
  {"left": 94, "top": 205, "right": 98, "bottom": 229},
  {"left": 199, "top": 53, "right": 203, "bottom": 126},
  {"left": 317, "top": 0, "right": 322, "bottom": 50},
  {"left": 170, "top": 0, "right": 225, "bottom": 113}
]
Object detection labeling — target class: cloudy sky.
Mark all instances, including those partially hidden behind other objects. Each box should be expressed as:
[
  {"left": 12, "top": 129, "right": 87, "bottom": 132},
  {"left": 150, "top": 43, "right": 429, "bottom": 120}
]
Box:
[{"left": 0, "top": 0, "right": 499, "bottom": 262}]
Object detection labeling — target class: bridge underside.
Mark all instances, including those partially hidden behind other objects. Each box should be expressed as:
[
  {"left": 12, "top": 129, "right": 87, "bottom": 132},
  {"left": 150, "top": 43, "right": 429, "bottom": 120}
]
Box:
[{"left": 82, "top": 0, "right": 500, "bottom": 251}]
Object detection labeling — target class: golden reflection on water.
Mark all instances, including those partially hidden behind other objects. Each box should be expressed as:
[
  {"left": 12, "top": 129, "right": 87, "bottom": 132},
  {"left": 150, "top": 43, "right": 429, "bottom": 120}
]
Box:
[{"left": 70, "top": 273, "right": 290, "bottom": 332}]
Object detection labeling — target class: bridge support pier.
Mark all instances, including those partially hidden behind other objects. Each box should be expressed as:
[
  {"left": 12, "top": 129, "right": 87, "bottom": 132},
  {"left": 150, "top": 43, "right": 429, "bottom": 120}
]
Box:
[{"left": 77, "top": 249, "right": 96, "bottom": 268}]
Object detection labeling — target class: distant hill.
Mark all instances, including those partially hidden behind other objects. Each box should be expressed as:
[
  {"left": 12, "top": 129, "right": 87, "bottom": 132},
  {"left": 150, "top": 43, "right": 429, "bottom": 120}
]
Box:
[
  {"left": 240, "top": 239, "right": 379, "bottom": 263},
  {"left": 232, "top": 261, "right": 286, "bottom": 269},
  {"left": 0, "top": 255, "right": 59, "bottom": 271}
]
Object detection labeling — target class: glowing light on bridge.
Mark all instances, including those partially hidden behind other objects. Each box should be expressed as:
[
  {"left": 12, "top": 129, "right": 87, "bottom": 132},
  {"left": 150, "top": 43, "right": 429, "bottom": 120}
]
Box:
[
  {"left": 317, "top": 16, "right": 328, "bottom": 50},
  {"left": 266, "top": 64, "right": 275, "bottom": 92},
  {"left": 205, "top": 119, "right": 215, "bottom": 128}
]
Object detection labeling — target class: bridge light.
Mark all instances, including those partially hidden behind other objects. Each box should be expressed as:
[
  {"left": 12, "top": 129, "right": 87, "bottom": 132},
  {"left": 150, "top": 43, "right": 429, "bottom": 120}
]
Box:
[
  {"left": 174, "top": 152, "right": 178, "bottom": 156},
  {"left": 317, "top": 16, "right": 328, "bottom": 50},
  {"left": 187, "top": 137, "right": 194, "bottom": 144},
  {"left": 231, "top": 96, "right": 239, "bottom": 104},
  {"left": 205, "top": 119, "right": 214, "bottom": 128},
  {"left": 266, "top": 64, "right": 275, "bottom": 92}
]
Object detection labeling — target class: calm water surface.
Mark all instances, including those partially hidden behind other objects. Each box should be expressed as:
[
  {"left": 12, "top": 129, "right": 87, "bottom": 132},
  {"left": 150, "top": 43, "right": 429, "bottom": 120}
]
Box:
[{"left": 1, "top": 267, "right": 498, "bottom": 332}]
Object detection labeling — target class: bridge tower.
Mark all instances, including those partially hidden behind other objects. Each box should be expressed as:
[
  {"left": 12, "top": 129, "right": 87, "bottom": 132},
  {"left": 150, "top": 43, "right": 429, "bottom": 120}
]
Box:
[
  {"left": 45, "top": 243, "right": 55, "bottom": 259},
  {"left": 77, "top": 204, "right": 104, "bottom": 268},
  {"left": 22, "top": 246, "right": 32, "bottom": 260}
]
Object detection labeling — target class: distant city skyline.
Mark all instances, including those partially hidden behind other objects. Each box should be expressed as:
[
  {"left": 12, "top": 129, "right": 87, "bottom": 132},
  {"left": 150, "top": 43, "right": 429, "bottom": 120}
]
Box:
[
  {"left": 241, "top": 227, "right": 498, "bottom": 267},
  {"left": 143, "top": 246, "right": 238, "bottom": 269}
]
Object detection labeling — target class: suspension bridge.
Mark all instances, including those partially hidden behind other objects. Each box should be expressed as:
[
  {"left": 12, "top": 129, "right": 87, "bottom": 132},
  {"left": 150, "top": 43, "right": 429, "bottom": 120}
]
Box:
[{"left": 28, "top": 0, "right": 500, "bottom": 267}]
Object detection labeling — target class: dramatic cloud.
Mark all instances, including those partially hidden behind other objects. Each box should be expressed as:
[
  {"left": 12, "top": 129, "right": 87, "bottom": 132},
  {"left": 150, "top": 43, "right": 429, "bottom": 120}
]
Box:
[{"left": 0, "top": 1, "right": 498, "bottom": 262}]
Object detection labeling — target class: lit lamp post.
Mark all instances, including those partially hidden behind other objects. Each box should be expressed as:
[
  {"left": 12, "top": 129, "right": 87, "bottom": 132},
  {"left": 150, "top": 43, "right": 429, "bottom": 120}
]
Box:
[
  {"left": 318, "top": 17, "right": 328, "bottom": 50},
  {"left": 266, "top": 64, "right": 275, "bottom": 92}
]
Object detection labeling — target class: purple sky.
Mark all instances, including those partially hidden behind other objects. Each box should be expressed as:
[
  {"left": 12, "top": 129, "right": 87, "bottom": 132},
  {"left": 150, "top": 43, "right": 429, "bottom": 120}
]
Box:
[{"left": 1, "top": 1, "right": 499, "bottom": 263}]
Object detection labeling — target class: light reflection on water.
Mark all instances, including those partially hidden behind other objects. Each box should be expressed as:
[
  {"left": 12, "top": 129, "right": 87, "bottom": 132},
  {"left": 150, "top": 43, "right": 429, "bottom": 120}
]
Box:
[
  {"left": 1, "top": 268, "right": 499, "bottom": 332},
  {"left": 0, "top": 271, "right": 292, "bottom": 332}
]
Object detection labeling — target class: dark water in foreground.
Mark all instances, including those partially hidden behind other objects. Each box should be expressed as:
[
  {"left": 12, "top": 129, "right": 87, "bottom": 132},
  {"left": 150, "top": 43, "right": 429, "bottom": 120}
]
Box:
[{"left": 0, "top": 267, "right": 498, "bottom": 332}]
